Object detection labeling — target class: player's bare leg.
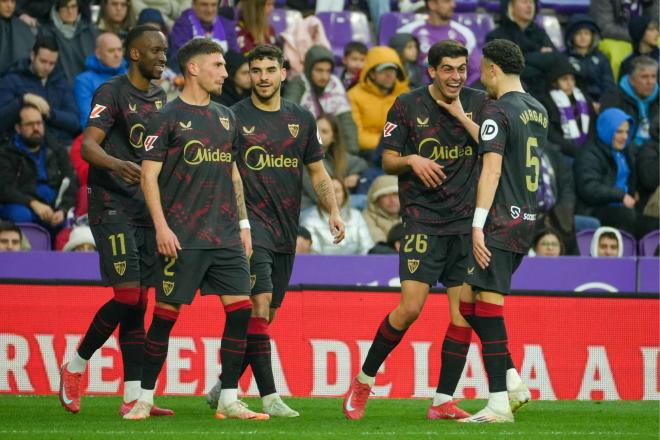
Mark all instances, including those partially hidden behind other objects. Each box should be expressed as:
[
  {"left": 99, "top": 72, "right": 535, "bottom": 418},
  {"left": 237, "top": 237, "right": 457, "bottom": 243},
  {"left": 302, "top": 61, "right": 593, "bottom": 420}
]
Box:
[{"left": 343, "top": 280, "right": 429, "bottom": 420}]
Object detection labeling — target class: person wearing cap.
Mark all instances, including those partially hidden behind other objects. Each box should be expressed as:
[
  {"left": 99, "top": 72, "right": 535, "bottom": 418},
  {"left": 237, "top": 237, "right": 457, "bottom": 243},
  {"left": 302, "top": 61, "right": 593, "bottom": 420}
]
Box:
[
  {"left": 63, "top": 225, "right": 96, "bottom": 251},
  {"left": 136, "top": 7, "right": 167, "bottom": 33},
  {"left": 620, "top": 16, "right": 659, "bottom": 80},
  {"left": 212, "top": 49, "right": 251, "bottom": 107},
  {"left": 362, "top": 174, "right": 400, "bottom": 244},
  {"left": 564, "top": 13, "right": 616, "bottom": 106},
  {"left": 131, "top": 0, "right": 188, "bottom": 30},
  {"left": 347, "top": 46, "right": 409, "bottom": 161}
]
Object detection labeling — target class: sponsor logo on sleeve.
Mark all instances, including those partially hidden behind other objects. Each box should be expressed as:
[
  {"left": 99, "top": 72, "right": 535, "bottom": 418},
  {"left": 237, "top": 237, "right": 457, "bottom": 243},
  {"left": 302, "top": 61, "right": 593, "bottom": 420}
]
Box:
[
  {"left": 480, "top": 119, "right": 499, "bottom": 141},
  {"left": 89, "top": 104, "right": 107, "bottom": 119},
  {"left": 143, "top": 135, "right": 158, "bottom": 151},
  {"left": 383, "top": 122, "right": 398, "bottom": 137}
]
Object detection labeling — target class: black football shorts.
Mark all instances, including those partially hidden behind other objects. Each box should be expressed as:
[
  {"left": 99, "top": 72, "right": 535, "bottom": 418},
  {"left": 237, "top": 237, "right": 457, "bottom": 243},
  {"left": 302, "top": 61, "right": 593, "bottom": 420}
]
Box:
[
  {"left": 249, "top": 245, "right": 295, "bottom": 308},
  {"left": 466, "top": 246, "right": 524, "bottom": 295}
]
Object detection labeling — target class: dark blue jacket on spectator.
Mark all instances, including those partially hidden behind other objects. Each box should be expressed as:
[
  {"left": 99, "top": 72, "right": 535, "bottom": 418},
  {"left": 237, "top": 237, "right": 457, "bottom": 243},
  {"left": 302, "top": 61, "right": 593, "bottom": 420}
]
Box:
[
  {"left": 74, "top": 55, "right": 128, "bottom": 128},
  {"left": 0, "top": 58, "right": 80, "bottom": 145}
]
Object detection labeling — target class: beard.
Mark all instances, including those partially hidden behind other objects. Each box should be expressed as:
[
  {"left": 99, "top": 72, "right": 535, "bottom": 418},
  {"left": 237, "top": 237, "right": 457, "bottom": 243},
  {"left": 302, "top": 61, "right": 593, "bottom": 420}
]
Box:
[
  {"left": 252, "top": 81, "right": 281, "bottom": 103},
  {"left": 138, "top": 62, "right": 161, "bottom": 81},
  {"left": 22, "top": 134, "right": 43, "bottom": 149}
]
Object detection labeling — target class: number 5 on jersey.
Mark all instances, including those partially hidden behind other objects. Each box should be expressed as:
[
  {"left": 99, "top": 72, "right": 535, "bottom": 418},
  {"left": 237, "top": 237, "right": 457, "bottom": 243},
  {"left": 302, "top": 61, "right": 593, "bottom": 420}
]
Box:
[{"left": 525, "top": 136, "right": 539, "bottom": 192}]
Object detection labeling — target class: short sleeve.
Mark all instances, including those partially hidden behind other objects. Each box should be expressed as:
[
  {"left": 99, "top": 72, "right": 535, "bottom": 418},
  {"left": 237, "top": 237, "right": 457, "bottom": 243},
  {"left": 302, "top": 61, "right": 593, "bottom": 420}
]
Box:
[
  {"left": 379, "top": 98, "right": 409, "bottom": 153},
  {"left": 478, "top": 101, "right": 508, "bottom": 156},
  {"left": 85, "top": 83, "right": 118, "bottom": 135},
  {"left": 143, "top": 110, "right": 170, "bottom": 162},
  {"left": 303, "top": 111, "right": 324, "bottom": 165}
]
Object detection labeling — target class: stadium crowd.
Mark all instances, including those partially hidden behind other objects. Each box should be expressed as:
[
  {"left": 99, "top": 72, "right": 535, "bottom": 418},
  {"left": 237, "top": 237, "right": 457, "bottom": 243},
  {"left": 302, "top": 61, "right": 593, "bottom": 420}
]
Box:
[{"left": 0, "top": 0, "right": 657, "bottom": 256}]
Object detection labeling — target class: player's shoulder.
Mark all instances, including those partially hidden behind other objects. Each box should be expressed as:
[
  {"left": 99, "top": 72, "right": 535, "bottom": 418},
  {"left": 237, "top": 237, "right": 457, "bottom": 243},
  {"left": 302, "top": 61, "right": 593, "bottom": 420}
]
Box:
[
  {"left": 94, "top": 75, "right": 126, "bottom": 98},
  {"left": 460, "top": 86, "right": 488, "bottom": 106},
  {"left": 281, "top": 98, "right": 315, "bottom": 121},
  {"left": 395, "top": 86, "right": 428, "bottom": 107}
]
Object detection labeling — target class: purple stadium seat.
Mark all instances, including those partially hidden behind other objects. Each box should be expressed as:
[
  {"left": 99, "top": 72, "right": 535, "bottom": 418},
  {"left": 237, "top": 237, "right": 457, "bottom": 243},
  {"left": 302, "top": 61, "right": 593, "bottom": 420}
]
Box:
[
  {"left": 479, "top": 0, "right": 501, "bottom": 12},
  {"left": 535, "top": 14, "right": 564, "bottom": 51},
  {"left": 576, "top": 229, "right": 637, "bottom": 257},
  {"left": 455, "top": 0, "right": 479, "bottom": 12},
  {"left": 16, "top": 222, "right": 51, "bottom": 251},
  {"left": 539, "top": 0, "right": 590, "bottom": 14},
  {"left": 317, "top": 11, "right": 371, "bottom": 63},
  {"left": 639, "top": 230, "right": 660, "bottom": 257},
  {"left": 378, "top": 12, "right": 416, "bottom": 45},
  {"left": 269, "top": 8, "right": 303, "bottom": 36},
  {"left": 455, "top": 12, "right": 495, "bottom": 47}
]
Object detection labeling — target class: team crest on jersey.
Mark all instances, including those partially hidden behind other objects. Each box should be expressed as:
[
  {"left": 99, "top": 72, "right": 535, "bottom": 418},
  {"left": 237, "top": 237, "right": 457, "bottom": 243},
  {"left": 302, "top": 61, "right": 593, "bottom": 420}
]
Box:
[
  {"left": 407, "top": 259, "right": 420, "bottom": 274},
  {"left": 163, "top": 281, "right": 175, "bottom": 296},
  {"left": 250, "top": 274, "right": 256, "bottom": 289},
  {"left": 89, "top": 104, "right": 106, "bottom": 119},
  {"left": 155, "top": 100, "right": 163, "bottom": 110},
  {"left": 416, "top": 116, "right": 429, "bottom": 127},
  {"left": 113, "top": 261, "right": 126, "bottom": 276},
  {"left": 465, "top": 112, "right": 473, "bottom": 121},
  {"left": 467, "top": 266, "right": 475, "bottom": 275},
  {"left": 179, "top": 121, "right": 192, "bottom": 131},
  {"left": 219, "top": 117, "right": 230, "bottom": 130},
  {"left": 128, "top": 103, "right": 137, "bottom": 113},
  {"left": 288, "top": 124, "right": 299, "bottom": 138},
  {"left": 383, "top": 122, "right": 397, "bottom": 137},
  {"left": 144, "top": 135, "right": 158, "bottom": 151},
  {"left": 242, "top": 125, "right": 255, "bottom": 135}
]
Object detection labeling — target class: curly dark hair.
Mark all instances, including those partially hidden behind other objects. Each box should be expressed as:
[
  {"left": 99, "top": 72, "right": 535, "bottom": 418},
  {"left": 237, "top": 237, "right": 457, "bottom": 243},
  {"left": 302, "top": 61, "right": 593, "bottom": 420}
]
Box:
[
  {"left": 482, "top": 39, "right": 525, "bottom": 75},
  {"left": 428, "top": 40, "right": 468, "bottom": 69},
  {"left": 248, "top": 44, "right": 284, "bottom": 67}
]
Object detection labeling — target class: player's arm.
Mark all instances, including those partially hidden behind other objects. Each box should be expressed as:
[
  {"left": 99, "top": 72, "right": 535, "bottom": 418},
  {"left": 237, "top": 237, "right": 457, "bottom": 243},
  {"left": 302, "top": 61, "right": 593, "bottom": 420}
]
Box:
[
  {"left": 306, "top": 160, "right": 346, "bottom": 244},
  {"left": 81, "top": 126, "right": 141, "bottom": 185},
  {"left": 382, "top": 149, "right": 446, "bottom": 188},
  {"left": 142, "top": 159, "right": 181, "bottom": 258},
  {"left": 472, "top": 152, "right": 502, "bottom": 269},
  {"left": 232, "top": 162, "right": 252, "bottom": 258}
]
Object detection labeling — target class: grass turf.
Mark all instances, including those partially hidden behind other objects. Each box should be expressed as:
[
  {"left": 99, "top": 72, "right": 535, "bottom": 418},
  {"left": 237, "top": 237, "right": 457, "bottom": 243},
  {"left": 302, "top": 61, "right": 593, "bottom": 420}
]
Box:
[{"left": 0, "top": 396, "right": 657, "bottom": 440}]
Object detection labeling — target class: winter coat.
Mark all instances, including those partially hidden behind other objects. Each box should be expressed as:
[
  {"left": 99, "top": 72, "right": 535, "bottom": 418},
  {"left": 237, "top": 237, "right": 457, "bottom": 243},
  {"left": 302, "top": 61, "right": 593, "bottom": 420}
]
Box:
[
  {"left": 131, "top": 0, "right": 189, "bottom": 29},
  {"left": 388, "top": 33, "right": 424, "bottom": 89},
  {"left": 0, "top": 57, "right": 80, "bottom": 145},
  {"left": 74, "top": 55, "right": 128, "bottom": 128},
  {"left": 0, "top": 15, "right": 36, "bottom": 77},
  {"left": 361, "top": 174, "right": 400, "bottom": 244},
  {"left": 301, "top": 205, "right": 374, "bottom": 255},
  {"left": 589, "top": 0, "right": 659, "bottom": 42},
  {"left": 637, "top": 128, "right": 659, "bottom": 213},
  {"left": 347, "top": 46, "right": 409, "bottom": 152},
  {"left": 619, "top": 15, "right": 660, "bottom": 79}
]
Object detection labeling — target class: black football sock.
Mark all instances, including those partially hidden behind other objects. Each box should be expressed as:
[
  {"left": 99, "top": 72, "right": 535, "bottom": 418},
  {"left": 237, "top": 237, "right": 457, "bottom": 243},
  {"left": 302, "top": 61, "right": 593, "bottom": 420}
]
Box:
[
  {"left": 118, "top": 288, "right": 148, "bottom": 382},
  {"left": 246, "top": 317, "right": 276, "bottom": 397},
  {"left": 470, "top": 301, "right": 509, "bottom": 393},
  {"left": 361, "top": 314, "right": 406, "bottom": 377},
  {"left": 436, "top": 323, "right": 472, "bottom": 396},
  {"left": 220, "top": 300, "right": 252, "bottom": 390},
  {"left": 141, "top": 306, "right": 179, "bottom": 390}
]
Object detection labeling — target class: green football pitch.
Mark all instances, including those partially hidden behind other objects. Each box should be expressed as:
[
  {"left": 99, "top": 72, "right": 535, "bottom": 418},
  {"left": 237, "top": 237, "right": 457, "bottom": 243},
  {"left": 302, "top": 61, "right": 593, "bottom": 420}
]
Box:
[{"left": 0, "top": 396, "right": 657, "bottom": 440}]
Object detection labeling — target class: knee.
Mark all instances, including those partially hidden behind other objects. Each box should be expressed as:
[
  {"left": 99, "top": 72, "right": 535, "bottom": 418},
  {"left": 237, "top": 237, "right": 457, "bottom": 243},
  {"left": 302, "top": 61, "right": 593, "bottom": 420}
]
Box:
[
  {"left": 113, "top": 287, "right": 141, "bottom": 306},
  {"left": 251, "top": 294, "right": 271, "bottom": 319},
  {"left": 397, "top": 303, "right": 423, "bottom": 325}
]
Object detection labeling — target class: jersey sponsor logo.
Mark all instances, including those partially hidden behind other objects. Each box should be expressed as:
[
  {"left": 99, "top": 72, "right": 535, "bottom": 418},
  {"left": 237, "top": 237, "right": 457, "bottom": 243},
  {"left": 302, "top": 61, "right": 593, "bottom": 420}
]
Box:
[
  {"left": 383, "top": 122, "right": 397, "bottom": 137},
  {"left": 155, "top": 100, "right": 163, "bottom": 110},
  {"left": 184, "top": 140, "right": 232, "bottom": 165},
  {"left": 219, "top": 117, "right": 230, "bottom": 130},
  {"left": 244, "top": 145, "right": 300, "bottom": 171},
  {"left": 143, "top": 135, "right": 158, "bottom": 151},
  {"left": 113, "top": 261, "right": 126, "bottom": 276},
  {"left": 416, "top": 116, "right": 429, "bottom": 127},
  {"left": 128, "top": 103, "right": 137, "bottom": 113},
  {"left": 89, "top": 104, "right": 106, "bottom": 119},
  {"left": 481, "top": 119, "right": 499, "bottom": 141},
  {"left": 242, "top": 125, "right": 255, "bottom": 135},
  {"left": 510, "top": 205, "right": 537, "bottom": 221},
  {"left": 418, "top": 138, "right": 474, "bottom": 161},
  {"left": 407, "top": 259, "right": 420, "bottom": 273},
  {"left": 179, "top": 121, "right": 192, "bottom": 131},
  {"left": 162, "top": 281, "right": 175, "bottom": 296},
  {"left": 510, "top": 205, "right": 521, "bottom": 219},
  {"left": 129, "top": 123, "right": 145, "bottom": 148},
  {"left": 288, "top": 123, "right": 299, "bottom": 138}
]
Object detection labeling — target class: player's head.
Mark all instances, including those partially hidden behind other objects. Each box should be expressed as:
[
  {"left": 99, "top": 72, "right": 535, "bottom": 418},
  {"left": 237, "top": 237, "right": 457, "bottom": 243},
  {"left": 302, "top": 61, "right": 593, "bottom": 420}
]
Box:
[
  {"left": 247, "top": 44, "right": 286, "bottom": 103},
  {"left": 125, "top": 24, "right": 167, "bottom": 80},
  {"left": 178, "top": 38, "right": 227, "bottom": 95},
  {"left": 480, "top": 39, "right": 525, "bottom": 98},
  {"left": 0, "top": 221, "right": 22, "bottom": 252},
  {"left": 427, "top": 40, "right": 468, "bottom": 101}
]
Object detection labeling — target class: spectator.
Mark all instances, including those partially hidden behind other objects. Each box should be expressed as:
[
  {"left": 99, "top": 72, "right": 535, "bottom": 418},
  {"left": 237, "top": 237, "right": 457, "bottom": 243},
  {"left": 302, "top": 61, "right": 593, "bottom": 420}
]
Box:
[
  {"left": 637, "top": 116, "right": 659, "bottom": 214},
  {"left": 620, "top": 16, "right": 659, "bottom": 79},
  {"left": 302, "top": 177, "right": 374, "bottom": 255},
  {"left": 213, "top": 50, "right": 250, "bottom": 107},
  {"left": 575, "top": 108, "right": 656, "bottom": 238},
  {"left": 538, "top": 56, "right": 595, "bottom": 159},
  {"left": 235, "top": 0, "right": 277, "bottom": 54},
  {"left": 0, "top": 36, "right": 80, "bottom": 145},
  {"left": 366, "top": 0, "right": 425, "bottom": 29},
  {"left": 368, "top": 221, "right": 404, "bottom": 255},
  {"left": 485, "top": 0, "right": 557, "bottom": 96},
  {"left": 284, "top": 45, "right": 360, "bottom": 154},
  {"left": 131, "top": 0, "right": 188, "bottom": 30},
  {"left": 590, "top": 0, "right": 658, "bottom": 80},
  {"left": 389, "top": 33, "right": 423, "bottom": 89},
  {"left": 62, "top": 224, "right": 96, "bottom": 251},
  {"left": 0, "top": 0, "right": 36, "bottom": 77},
  {"left": 601, "top": 55, "right": 658, "bottom": 148},
  {"left": 590, "top": 226, "right": 624, "bottom": 257},
  {"left": 530, "top": 228, "right": 564, "bottom": 257},
  {"left": 16, "top": 0, "right": 92, "bottom": 27},
  {"left": 281, "top": 15, "right": 331, "bottom": 78},
  {"left": 296, "top": 225, "right": 313, "bottom": 254},
  {"left": 74, "top": 32, "right": 128, "bottom": 128},
  {"left": 38, "top": 0, "right": 99, "bottom": 84},
  {"left": 396, "top": 0, "right": 479, "bottom": 85},
  {"left": 340, "top": 41, "right": 367, "bottom": 91},
  {"left": 96, "top": 0, "right": 136, "bottom": 42},
  {"left": 0, "top": 220, "right": 23, "bottom": 251},
  {"left": 347, "top": 46, "right": 409, "bottom": 161},
  {"left": 564, "top": 14, "right": 616, "bottom": 106},
  {"left": 0, "top": 103, "right": 77, "bottom": 229},
  {"left": 362, "top": 174, "right": 400, "bottom": 244},
  {"left": 301, "top": 115, "right": 368, "bottom": 208}
]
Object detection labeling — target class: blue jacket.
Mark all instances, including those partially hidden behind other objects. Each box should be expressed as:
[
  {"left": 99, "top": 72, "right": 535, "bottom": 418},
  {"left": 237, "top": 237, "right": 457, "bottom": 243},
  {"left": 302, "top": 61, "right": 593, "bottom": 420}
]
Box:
[
  {"left": 74, "top": 55, "right": 128, "bottom": 128},
  {"left": 0, "top": 57, "right": 80, "bottom": 145}
]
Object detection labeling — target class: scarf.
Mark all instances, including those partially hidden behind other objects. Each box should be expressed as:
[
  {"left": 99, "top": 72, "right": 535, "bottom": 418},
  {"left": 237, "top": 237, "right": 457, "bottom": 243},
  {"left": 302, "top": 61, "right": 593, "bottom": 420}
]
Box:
[
  {"left": 183, "top": 9, "right": 228, "bottom": 51},
  {"left": 611, "top": 148, "right": 630, "bottom": 206},
  {"left": 14, "top": 134, "right": 56, "bottom": 204},
  {"left": 549, "top": 87, "right": 590, "bottom": 146},
  {"left": 50, "top": 6, "right": 79, "bottom": 39},
  {"left": 536, "top": 151, "right": 556, "bottom": 213},
  {"left": 620, "top": 74, "right": 659, "bottom": 146}
]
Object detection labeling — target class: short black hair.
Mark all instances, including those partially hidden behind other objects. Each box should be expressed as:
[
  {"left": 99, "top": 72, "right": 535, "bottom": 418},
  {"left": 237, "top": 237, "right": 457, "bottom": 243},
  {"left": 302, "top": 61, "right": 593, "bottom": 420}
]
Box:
[
  {"left": 532, "top": 228, "right": 564, "bottom": 255},
  {"left": 248, "top": 44, "right": 284, "bottom": 67},
  {"left": 482, "top": 39, "right": 525, "bottom": 75},
  {"left": 427, "top": 40, "right": 468, "bottom": 69},
  {"left": 55, "top": 0, "right": 79, "bottom": 9},
  {"left": 177, "top": 38, "right": 225, "bottom": 76},
  {"left": 297, "top": 226, "right": 312, "bottom": 241},
  {"left": 0, "top": 221, "right": 22, "bottom": 239},
  {"left": 344, "top": 41, "right": 368, "bottom": 57},
  {"left": 32, "top": 35, "right": 59, "bottom": 54},
  {"left": 124, "top": 24, "right": 161, "bottom": 53}
]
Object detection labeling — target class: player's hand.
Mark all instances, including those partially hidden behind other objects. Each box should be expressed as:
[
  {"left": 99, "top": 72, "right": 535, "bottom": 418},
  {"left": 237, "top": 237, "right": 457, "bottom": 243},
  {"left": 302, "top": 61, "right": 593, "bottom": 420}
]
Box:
[
  {"left": 623, "top": 194, "right": 636, "bottom": 209},
  {"left": 113, "top": 160, "right": 141, "bottom": 185},
  {"left": 23, "top": 93, "right": 51, "bottom": 118},
  {"left": 472, "top": 227, "right": 491, "bottom": 269},
  {"left": 156, "top": 225, "right": 182, "bottom": 258},
  {"left": 328, "top": 211, "right": 346, "bottom": 244},
  {"left": 50, "top": 209, "right": 65, "bottom": 226},
  {"left": 407, "top": 155, "right": 446, "bottom": 188},
  {"left": 29, "top": 200, "right": 54, "bottom": 223},
  {"left": 435, "top": 96, "right": 465, "bottom": 120},
  {"left": 239, "top": 228, "right": 253, "bottom": 259}
]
